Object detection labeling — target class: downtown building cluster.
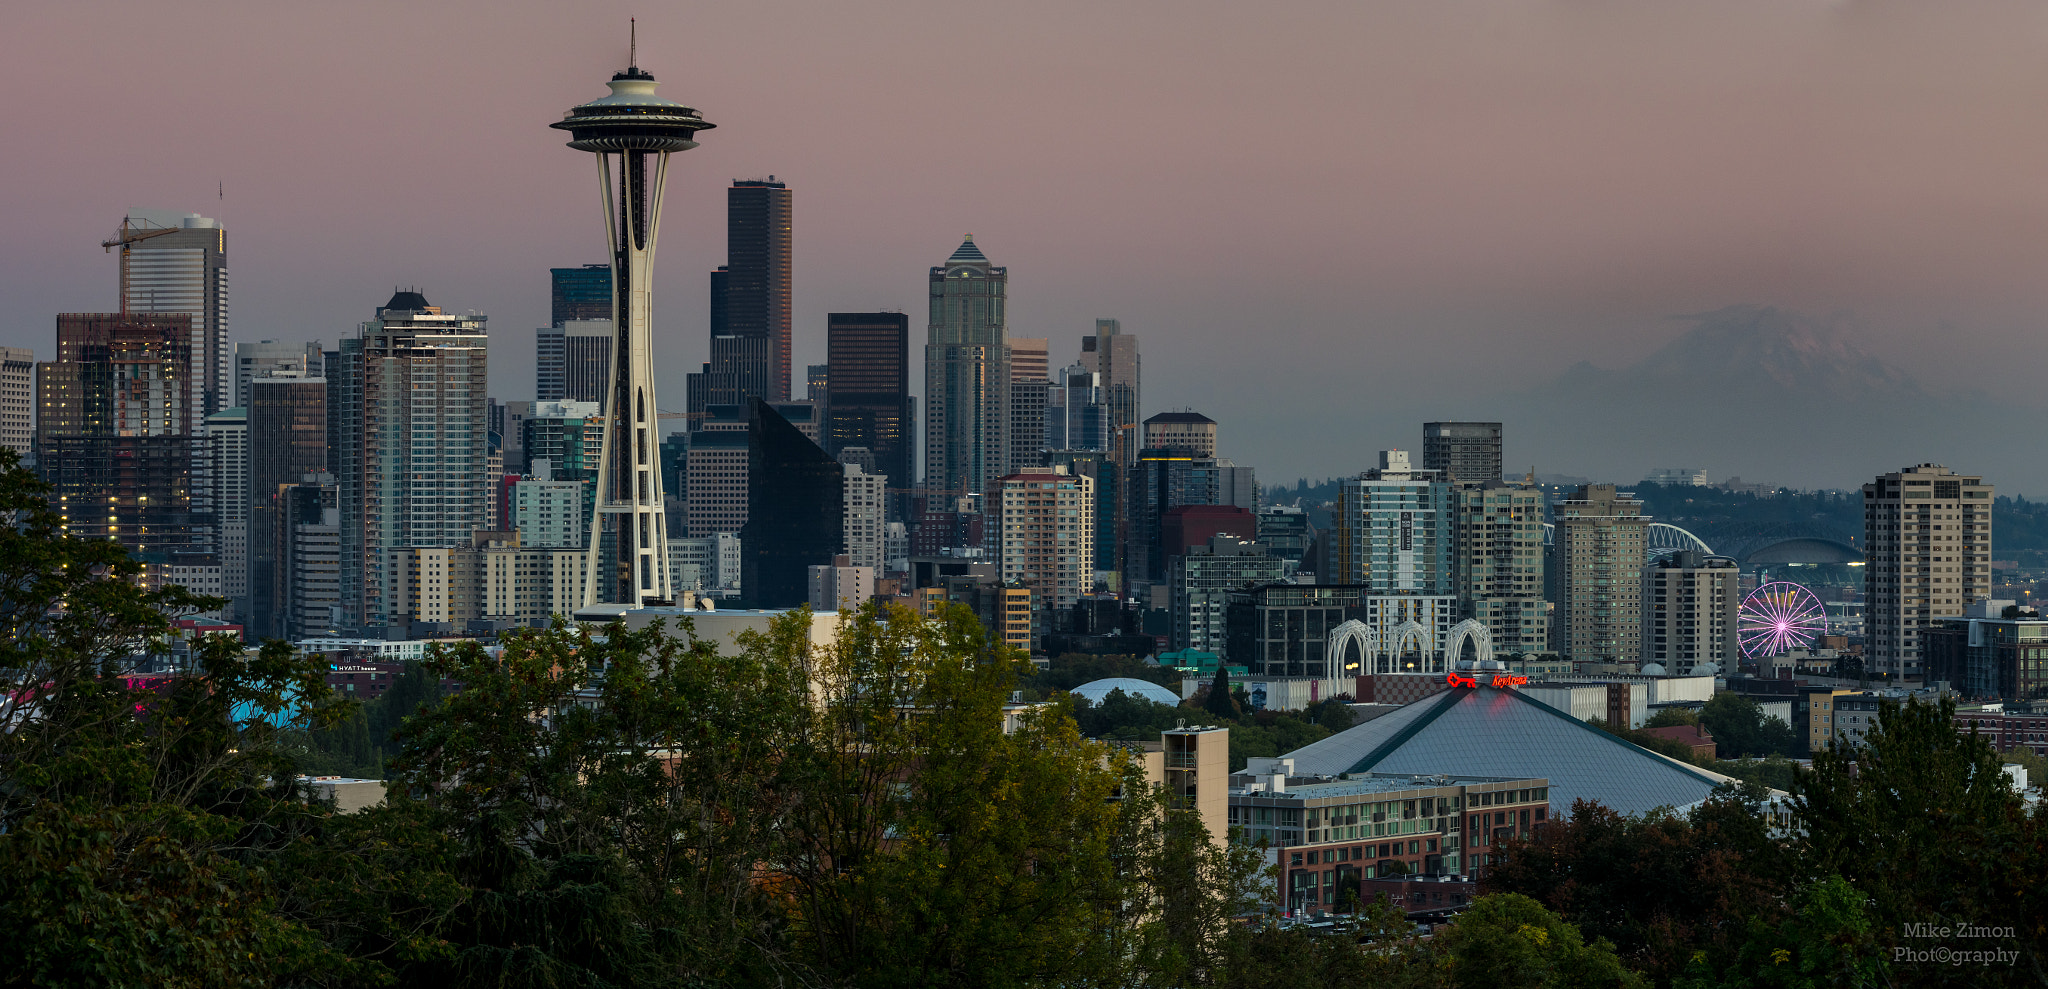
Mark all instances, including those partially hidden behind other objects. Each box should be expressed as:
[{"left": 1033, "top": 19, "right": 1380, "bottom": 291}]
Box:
[{"left": 11, "top": 186, "right": 2009, "bottom": 690}]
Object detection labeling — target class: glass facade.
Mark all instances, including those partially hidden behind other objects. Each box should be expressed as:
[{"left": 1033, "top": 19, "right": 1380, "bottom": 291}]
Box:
[
  {"left": 740, "top": 400, "right": 844, "bottom": 607},
  {"left": 825, "top": 312, "right": 912, "bottom": 496}
]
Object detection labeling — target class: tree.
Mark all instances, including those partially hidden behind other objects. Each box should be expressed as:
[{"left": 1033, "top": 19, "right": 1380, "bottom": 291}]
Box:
[
  {"left": 1643, "top": 707, "right": 1700, "bottom": 729},
  {"left": 1204, "top": 664, "right": 1241, "bottom": 721},
  {"left": 1431, "top": 893, "right": 1645, "bottom": 988},
  {"left": 1793, "top": 696, "right": 2044, "bottom": 986},
  {"left": 1676, "top": 876, "right": 1890, "bottom": 989},
  {"left": 0, "top": 448, "right": 349, "bottom": 986},
  {"left": 1699, "top": 693, "right": 1798, "bottom": 758}
]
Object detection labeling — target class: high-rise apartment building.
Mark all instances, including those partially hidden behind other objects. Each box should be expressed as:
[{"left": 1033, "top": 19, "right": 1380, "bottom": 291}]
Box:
[
  {"left": 512, "top": 460, "right": 587, "bottom": 549},
  {"left": 248, "top": 375, "right": 327, "bottom": 640},
  {"left": 993, "top": 466, "right": 1095, "bottom": 637},
  {"left": 1079, "top": 319, "right": 1140, "bottom": 462},
  {"left": 208, "top": 407, "right": 249, "bottom": 613},
  {"left": 233, "top": 340, "right": 323, "bottom": 409},
  {"left": 717, "top": 178, "right": 794, "bottom": 402},
  {"left": 741, "top": 400, "right": 843, "bottom": 608},
  {"left": 550, "top": 264, "right": 612, "bottom": 324},
  {"left": 1642, "top": 551, "right": 1739, "bottom": 675},
  {"left": 1143, "top": 411, "right": 1217, "bottom": 458},
  {"left": 38, "top": 313, "right": 209, "bottom": 557},
  {"left": 924, "top": 236, "right": 1010, "bottom": 497},
  {"left": 520, "top": 401, "right": 603, "bottom": 481},
  {"left": 1422, "top": 422, "right": 1502, "bottom": 486},
  {"left": 335, "top": 291, "right": 488, "bottom": 631},
  {"left": 1008, "top": 337, "right": 1049, "bottom": 474},
  {"left": 1863, "top": 463, "right": 1993, "bottom": 678},
  {"left": 825, "top": 312, "right": 913, "bottom": 495},
  {"left": 1555, "top": 484, "right": 1648, "bottom": 665},
  {"left": 843, "top": 463, "right": 887, "bottom": 570},
  {"left": 108, "top": 210, "right": 229, "bottom": 431},
  {"left": 0, "top": 348, "right": 30, "bottom": 458},
  {"left": 1333, "top": 451, "right": 1453, "bottom": 594},
  {"left": 1451, "top": 482, "right": 1548, "bottom": 656}
]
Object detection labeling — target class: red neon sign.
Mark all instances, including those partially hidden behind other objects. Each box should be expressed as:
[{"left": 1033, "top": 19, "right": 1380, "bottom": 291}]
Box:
[{"left": 1446, "top": 672, "right": 1528, "bottom": 689}]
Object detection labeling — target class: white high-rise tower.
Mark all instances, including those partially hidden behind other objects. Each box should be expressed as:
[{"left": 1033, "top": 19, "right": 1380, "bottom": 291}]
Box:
[{"left": 551, "top": 43, "right": 715, "bottom": 607}]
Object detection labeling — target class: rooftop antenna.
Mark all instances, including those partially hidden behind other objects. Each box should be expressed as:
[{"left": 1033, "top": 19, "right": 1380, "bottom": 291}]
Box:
[{"left": 629, "top": 18, "right": 637, "bottom": 68}]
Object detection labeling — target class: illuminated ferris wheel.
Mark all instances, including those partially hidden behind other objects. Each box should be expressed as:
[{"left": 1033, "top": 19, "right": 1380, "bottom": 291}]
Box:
[{"left": 1737, "top": 582, "right": 1827, "bottom": 660}]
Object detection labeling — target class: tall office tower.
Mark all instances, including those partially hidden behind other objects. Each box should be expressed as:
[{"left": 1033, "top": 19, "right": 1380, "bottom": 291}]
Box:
[
  {"left": 536, "top": 327, "right": 565, "bottom": 401},
  {"left": 551, "top": 57, "right": 713, "bottom": 607},
  {"left": 1143, "top": 411, "right": 1217, "bottom": 458},
  {"left": 1451, "top": 482, "right": 1548, "bottom": 656},
  {"left": 233, "top": 340, "right": 323, "bottom": 409},
  {"left": 1170, "top": 535, "right": 1284, "bottom": 652},
  {"left": 1555, "top": 484, "right": 1648, "bottom": 665},
  {"left": 38, "top": 313, "right": 208, "bottom": 557},
  {"left": 1863, "top": 463, "right": 1993, "bottom": 678},
  {"left": 1255, "top": 506, "right": 1314, "bottom": 576},
  {"left": 686, "top": 405, "right": 751, "bottom": 538},
  {"left": 721, "top": 178, "right": 794, "bottom": 402},
  {"left": 281, "top": 475, "right": 342, "bottom": 638},
  {"left": 1127, "top": 450, "right": 1258, "bottom": 584},
  {"left": 741, "top": 400, "right": 843, "bottom": 607},
  {"left": 1333, "top": 450, "right": 1453, "bottom": 593},
  {"left": 993, "top": 466, "right": 1096, "bottom": 637},
  {"left": 1047, "top": 363, "right": 1108, "bottom": 452},
  {"left": 806, "top": 364, "right": 829, "bottom": 402},
  {"left": 659, "top": 432, "right": 688, "bottom": 535},
  {"left": 843, "top": 462, "right": 887, "bottom": 570},
  {"left": 1642, "top": 551, "right": 1739, "bottom": 675},
  {"left": 0, "top": 348, "right": 33, "bottom": 457},
  {"left": 825, "top": 312, "right": 914, "bottom": 505},
  {"left": 1079, "top": 319, "right": 1140, "bottom": 462},
  {"left": 247, "top": 375, "right": 326, "bottom": 640},
  {"left": 208, "top": 407, "right": 249, "bottom": 615},
  {"left": 538, "top": 320, "right": 615, "bottom": 406},
  {"left": 551, "top": 264, "right": 612, "bottom": 324},
  {"left": 1421, "top": 422, "right": 1502, "bottom": 486},
  {"left": 106, "top": 210, "right": 229, "bottom": 431},
  {"left": 925, "top": 235, "right": 1011, "bottom": 497},
  {"left": 336, "top": 292, "right": 488, "bottom": 631},
  {"left": 1007, "top": 337, "right": 1049, "bottom": 474}
]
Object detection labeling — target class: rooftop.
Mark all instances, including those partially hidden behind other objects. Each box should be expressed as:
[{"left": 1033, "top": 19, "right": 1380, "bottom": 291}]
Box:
[
  {"left": 945, "top": 234, "right": 989, "bottom": 264},
  {"left": 1235, "top": 773, "right": 1544, "bottom": 802}
]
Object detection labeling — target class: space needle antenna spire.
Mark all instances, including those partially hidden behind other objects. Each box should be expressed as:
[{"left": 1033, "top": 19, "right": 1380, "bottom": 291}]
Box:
[{"left": 551, "top": 39, "right": 715, "bottom": 608}]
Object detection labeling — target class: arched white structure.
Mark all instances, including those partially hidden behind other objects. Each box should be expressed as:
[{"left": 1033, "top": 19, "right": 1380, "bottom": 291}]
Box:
[
  {"left": 1646, "top": 522, "right": 1714, "bottom": 563},
  {"left": 1385, "top": 620, "right": 1434, "bottom": 674},
  {"left": 1328, "top": 619, "right": 1376, "bottom": 675},
  {"left": 1446, "top": 618, "right": 1494, "bottom": 665}
]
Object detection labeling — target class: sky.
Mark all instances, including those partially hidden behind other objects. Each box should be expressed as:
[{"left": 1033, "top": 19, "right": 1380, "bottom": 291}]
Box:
[{"left": 7, "top": 0, "right": 2048, "bottom": 491}]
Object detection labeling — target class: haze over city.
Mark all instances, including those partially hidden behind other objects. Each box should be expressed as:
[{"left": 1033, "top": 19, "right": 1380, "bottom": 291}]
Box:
[{"left": 7, "top": 0, "right": 2048, "bottom": 490}]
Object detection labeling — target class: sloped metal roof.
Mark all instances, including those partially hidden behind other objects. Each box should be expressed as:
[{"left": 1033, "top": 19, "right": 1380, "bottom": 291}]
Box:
[{"left": 1283, "top": 687, "right": 1745, "bottom": 815}]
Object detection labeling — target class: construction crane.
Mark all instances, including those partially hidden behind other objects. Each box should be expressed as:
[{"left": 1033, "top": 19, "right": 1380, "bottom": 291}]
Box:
[{"left": 101, "top": 218, "right": 186, "bottom": 312}]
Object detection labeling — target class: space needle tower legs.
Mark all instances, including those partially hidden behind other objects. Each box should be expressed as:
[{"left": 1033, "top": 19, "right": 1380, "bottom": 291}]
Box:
[{"left": 550, "top": 46, "right": 715, "bottom": 608}]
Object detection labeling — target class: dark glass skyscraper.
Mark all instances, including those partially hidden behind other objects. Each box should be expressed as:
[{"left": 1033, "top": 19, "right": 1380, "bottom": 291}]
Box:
[
  {"left": 720, "top": 179, "right": 792, "bottom": 402},
  {"left": 740, "top": 399, "right": 842, "bottom": 607},
  {"left": 550, "top": 264, "right": 612, "bottom": 325},
  {"left": 248, "top": 376, "right": 327, "bottom": 640},
  {"left": 825, "top": 312, "right": 912, "bottom": 493},
  {"left": 1422, "top": 421, "right": 1503, "bottom": 486}
]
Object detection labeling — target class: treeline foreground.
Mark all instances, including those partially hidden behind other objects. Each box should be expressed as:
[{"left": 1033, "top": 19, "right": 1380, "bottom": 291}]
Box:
[{"left": 0, "top": 448, "right": 2043, "bottom": 988}]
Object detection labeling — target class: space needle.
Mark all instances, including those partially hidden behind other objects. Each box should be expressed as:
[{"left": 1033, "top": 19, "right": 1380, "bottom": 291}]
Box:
[{"left": 551, "top": 30, "right": 714, "bottom": 607}]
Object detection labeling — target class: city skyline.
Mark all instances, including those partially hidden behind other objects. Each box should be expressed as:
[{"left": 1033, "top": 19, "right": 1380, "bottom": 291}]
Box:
[{"left": 9, "top": 3, "right": 2048, "bottom": 492}]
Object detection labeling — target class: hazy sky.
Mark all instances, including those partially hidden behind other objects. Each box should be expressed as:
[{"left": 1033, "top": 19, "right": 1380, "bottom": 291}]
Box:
[{"left": 8, "top": 1, "right": 2048, "bottom": 490}]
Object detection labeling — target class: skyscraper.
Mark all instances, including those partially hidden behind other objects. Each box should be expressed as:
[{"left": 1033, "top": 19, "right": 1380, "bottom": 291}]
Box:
[
  {"left": 825, "top": 312, "right": 913, "bottom": 495},
  {"left": 1127, "top": 449, "right": 1258, "bottom": 583},
  {"left": 1555, "top": 484, "right": 1648, "bottom": 665},
  {"left": 38, "top": 313, "right": 209, "bottom": 557},
  {"left": 209, "top": 407, "right": 249, "bottom": 614},
  {"left": 233, "top": 340, "right": 323, "bottom": 409},
  {"left": 1143, "top": 411, "right": 1218, "bottom": 458},
  {"left": 1047, "top": 362, "right": 1109, "bottom": 453},
  {"left": 924, "top": 235, "right": 1010, "bottom": 497},
  {"left": 1422, "top": 422, "right": 1503, "bottom": 486},
  {"left": 105, "top": 210, "right": 230, "bottom": 432},
  {"left": 1642, "top": 552, "right": 1740, "bottom": 675},
  {"left": 1863, "top": 463, "right": 1993, "bottom": 678},
  {"left": 1333, "top": 450, "right": 1453, "bottom": 594},
  {"left": 0, "top": 347, "right": 33, "bottom": 458},
  {"left": 741, "top": 400, "right": 843, "bottom": 607},
  {"left": 1079, "top": 319, "right": 1140, "bottom": 462},
  {"left": 551, "top": 264, "right": 612, "bottom": 324},
  {"left": 336, "top": 292, "right": 489, "bottom": 631},
  {"left": 993, "top": 466, "right": 1096, "bottom": 637},
  {"left": 248, "top": 375, "right": 327, "bottom": 640},
  {"left": 721, "top": 179, "right": 793, "bottom": 402},
  {"left": 551, "top": 55, "right": 715, "bottom": 607},
  {"left": 1008, "top": 337, "right": 1049, "bottom": 474},
  {"left": 1451, "top": 482, "right": 1547, "bottom": 656}
]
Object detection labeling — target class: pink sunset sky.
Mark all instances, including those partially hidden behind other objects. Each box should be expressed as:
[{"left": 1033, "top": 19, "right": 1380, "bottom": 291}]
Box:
[{"left": 8, "top": 0, "right": 2048, "bottom": 489}]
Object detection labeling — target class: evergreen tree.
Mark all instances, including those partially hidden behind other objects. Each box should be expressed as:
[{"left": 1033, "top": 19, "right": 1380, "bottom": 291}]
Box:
[{"left": 1204, "top": 663, "right": 1241, "bottom": 721}]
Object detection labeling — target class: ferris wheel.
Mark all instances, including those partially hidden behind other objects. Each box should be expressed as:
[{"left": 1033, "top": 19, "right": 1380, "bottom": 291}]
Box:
[{"left": 1737, "top": 582, "right": 1827, "bottom": 659}]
